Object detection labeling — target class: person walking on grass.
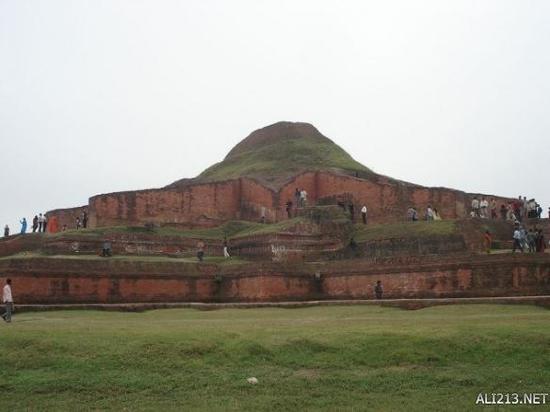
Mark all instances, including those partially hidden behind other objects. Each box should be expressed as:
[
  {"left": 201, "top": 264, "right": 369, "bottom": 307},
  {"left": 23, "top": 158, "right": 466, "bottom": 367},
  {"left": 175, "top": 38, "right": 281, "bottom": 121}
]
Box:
[
  {"left": 197, "top": 240, "right": 205, "bottom": 262},
  {"left": 2, "top": 279, "right": 13, "bottom": 323},
  {"left": 361, "top": 205, "right": 368, "bottom": 225}
]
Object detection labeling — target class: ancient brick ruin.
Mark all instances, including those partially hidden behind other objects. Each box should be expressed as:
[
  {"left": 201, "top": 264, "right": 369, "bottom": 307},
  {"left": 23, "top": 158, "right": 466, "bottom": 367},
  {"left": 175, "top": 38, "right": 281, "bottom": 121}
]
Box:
[{"left": 1, "top": 121, "right": 548, "bottom": 304}]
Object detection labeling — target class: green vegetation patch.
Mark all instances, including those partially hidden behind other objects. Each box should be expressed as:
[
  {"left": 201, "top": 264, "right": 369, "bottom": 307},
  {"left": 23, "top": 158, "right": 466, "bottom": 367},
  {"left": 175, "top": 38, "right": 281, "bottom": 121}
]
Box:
[
  {"left": 1, "top": 304, "right": 549, "bottom": 411},
  {"left": 51, "top": 218, "right": 307, "bottom": 241},
  {"left": 354, "top": 220, "right": 458, "bottom": 242},
  {"left": 199, "top": 136, "right": 370, "bottom": 186}
]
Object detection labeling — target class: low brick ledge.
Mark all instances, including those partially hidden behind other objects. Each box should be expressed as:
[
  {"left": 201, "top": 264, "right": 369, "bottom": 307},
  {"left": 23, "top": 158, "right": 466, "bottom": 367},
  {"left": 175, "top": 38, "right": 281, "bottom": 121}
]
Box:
[{"left": 12, "top": 295, "right": 550, "bottom": 313}]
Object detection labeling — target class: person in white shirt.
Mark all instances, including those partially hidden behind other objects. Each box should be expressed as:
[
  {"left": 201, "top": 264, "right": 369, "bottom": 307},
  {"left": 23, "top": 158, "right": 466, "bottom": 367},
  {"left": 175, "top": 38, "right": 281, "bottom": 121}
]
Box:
[
  {"left": 471, "top": 197, "right": 480, "bottom": 218},
  {"left": 480, "top": 197, "right": 489, "bottom": 218},
  {"left": 37, "top": 213, "right": 45, "bottom": 232},
  {"left": 512, "top": 228, "right": 523, "bottom": 253},
  {"left": 223, "top": 238, "right": 231, "bottom": 259},
  {"left": 2, "top": 278, "right": 13, "bottom": 323},
  {"left": 425, "top": 206, "right": 434, "bottom": 221},
  {"left": 300, "top": 190, "right": 308, "bottom": 207},
  {"left": 361, "top": 205, "right": 368, "bottom": 225}
]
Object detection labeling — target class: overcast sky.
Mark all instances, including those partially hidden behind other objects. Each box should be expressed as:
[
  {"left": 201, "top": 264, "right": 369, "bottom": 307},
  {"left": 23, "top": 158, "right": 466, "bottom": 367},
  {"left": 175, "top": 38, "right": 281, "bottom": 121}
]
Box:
[{"left": 1, "top": 0, "right": 549, "bottom": 231}]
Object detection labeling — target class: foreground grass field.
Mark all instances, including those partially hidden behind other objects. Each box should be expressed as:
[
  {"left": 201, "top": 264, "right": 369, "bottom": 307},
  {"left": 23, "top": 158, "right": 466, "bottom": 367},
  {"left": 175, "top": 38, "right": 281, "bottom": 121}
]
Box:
[{"left": 1, "top": 305, "right": 549, "bottom": 411}]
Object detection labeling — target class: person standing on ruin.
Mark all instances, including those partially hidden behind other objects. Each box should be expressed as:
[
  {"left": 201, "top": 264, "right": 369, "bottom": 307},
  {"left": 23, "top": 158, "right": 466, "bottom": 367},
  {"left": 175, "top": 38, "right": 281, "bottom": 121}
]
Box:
[
  {"left": 483, "top": 230, "right": 492, "bottom": 254},
  {"left": 490, "top": 199, "right": 497, "bottom": 219},
  {"left": 43, "top": 215, "right": 48, "bottom": 232},
  {"left": 300, "top": 189, "right": 308, "bottom": 207},
  {"left": 76, "top": 217, "right": 81, "bottom": 230},
  {"left": 374, "top": 280, "right": 383, "bottom": 299},
  {"left": 500, "top": 204, "right": 507, "bottom": 220},
  {"left": 197, "top": 240, "right": 205, "bottom": 262},
  {"left": 223, "top": 238, "right": 231, "bottom": 259},
  {"left": 20, "top": 218, "right": 27, "bottom": 234},
  {"left": 433, "top": 208, "right": 442, "bottom": 220},
  {"left": 32, "top": 215, "right": 38, "bottom": 233},
  {"left": 361, "top": 205, "right": 368, "bottom": 225},
  {"left": 527, "top": 229, "right": 536, "bottom": 253},
  {"left": 4, "top": 225, "right": 9, "bottom": 237},
  {"left": 285, "top": 200, "right": 293, "bottom": 219},
  {"left": 480, "top": 197, "right": 489, "bottom": 218},
  {"left": 294, "top": 188, "right": 301, "bottom": 209},
  {"left": 2, "top": 279, "right": 13, "bottom": 323},
  {"left": 37, "top": 213, "right": 44, "bottom": 232},
  {"left": 536, "top": 229, "right": 546, "bottom": 253},
  {"left": 512, "top": 227, "right": 523, "bottom": 253},
  {"left": 471, "top": 197, "right": 480, "bottom": 218},
  {"left": 101, "top": 240, "right": 112, "bottom": 257},
  {"left": 425, "top": 205, "right": 434, "bottom": 221},
  {"left": 260, "top": 206, "right": 266, "bottom": 223},
  {"left": 348, "top": 203, "right": 355, "bottom": 222},
  {"left": 82, "top": 212, "right": 88, "bottom": 229}
]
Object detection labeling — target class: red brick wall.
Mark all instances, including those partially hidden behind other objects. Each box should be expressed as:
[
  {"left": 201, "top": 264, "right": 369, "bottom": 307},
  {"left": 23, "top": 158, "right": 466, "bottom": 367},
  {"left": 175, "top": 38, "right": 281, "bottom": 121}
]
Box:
[
  {"left": 46, "top": 206, "right": 88, "bottom": 233},
  {"left": 240, "top": 178, "right": 277, "bottom": 222},
  {"left": 2, "top": 255, "right": 549, "bottom": 303},
  {"left": 48, "top": 172, "right": 515, "bottom": 228},
  {"left": 89, "top": 180, "right": 242, "bottom": 228}
]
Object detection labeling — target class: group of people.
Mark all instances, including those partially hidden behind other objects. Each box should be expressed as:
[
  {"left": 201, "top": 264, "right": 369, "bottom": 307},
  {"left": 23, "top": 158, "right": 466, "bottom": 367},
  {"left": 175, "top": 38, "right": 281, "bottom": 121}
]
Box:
[
  {"left": 4, "top": 210, "right": 89, "bottom": 237},
  {"left": 195, "top": 238, "right": 232, "bottom": 262},
  {"left": 472, "top": 195, "right": 547, "bottom": 223},
  {"left": 30, "top": 214, "right": 49, "bottom": 233},
  {"left": 284, "top": 189, "right": 309, "bottom": 219},
  {"left": 512, "top": 226, "right": 546, "bottom": 253},
  {"left": 406, "top": 205, "right": 442, "bottom": 222}
]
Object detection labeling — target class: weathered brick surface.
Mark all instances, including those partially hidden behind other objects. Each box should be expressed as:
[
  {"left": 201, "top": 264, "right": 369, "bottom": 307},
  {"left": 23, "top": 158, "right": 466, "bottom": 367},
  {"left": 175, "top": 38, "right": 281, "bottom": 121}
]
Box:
[
  {"left": 1, "top": 254, "right": 548, "bottom": 303},
  {"left": 46, "top": 171, "right": 515, "bottom": 230},
  {"left": 88, "top": 180, "right": 242, "bottom": 228},
  {"left": 45, "top": 206, "right": 87, "bottom": 232}
]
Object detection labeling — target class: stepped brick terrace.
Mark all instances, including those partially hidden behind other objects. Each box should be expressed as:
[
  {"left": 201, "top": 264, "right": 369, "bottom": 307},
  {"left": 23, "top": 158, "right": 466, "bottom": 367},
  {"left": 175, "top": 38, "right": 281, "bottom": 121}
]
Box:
[{"left": 1, "top": 122, "right": 548, "bottom": 305}]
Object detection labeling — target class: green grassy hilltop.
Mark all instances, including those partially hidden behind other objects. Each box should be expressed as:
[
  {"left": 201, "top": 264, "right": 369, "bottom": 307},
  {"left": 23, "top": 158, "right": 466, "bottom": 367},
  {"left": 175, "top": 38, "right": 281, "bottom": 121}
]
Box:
[
  {"left": 1, "top": 304, "right": 549, "bottom": 411},
  {"left": 170, "top": 122, "right": 371, "bottom": 188}
]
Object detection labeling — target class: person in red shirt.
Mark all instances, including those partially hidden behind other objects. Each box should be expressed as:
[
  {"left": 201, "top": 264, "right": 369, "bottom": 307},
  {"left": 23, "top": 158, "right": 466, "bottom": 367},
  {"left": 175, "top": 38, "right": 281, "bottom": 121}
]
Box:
[{"left": 483, "top": 230, "right": 492, "bottom": 254}]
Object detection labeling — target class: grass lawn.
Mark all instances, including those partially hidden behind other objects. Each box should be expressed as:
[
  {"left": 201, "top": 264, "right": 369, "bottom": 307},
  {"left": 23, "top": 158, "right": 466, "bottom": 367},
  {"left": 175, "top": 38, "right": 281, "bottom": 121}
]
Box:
[
  {"left": 0, "top": 252, "right": 247, "bottom": 266},
  {"left": 1, "top": 305, "right": 549, "bottom": 411},
  {"left": 353, "top": 220, "right": 457, "bottom": 242},
  {"left": 49, "top": 218, "right": 308, "bottom": 241}
]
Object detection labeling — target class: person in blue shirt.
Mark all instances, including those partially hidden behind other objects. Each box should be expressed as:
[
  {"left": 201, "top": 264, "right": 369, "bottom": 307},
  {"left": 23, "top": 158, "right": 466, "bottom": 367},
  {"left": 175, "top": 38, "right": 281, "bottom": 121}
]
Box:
[{"left": 19, "top": 218, "right": 27, "bottom": 234}]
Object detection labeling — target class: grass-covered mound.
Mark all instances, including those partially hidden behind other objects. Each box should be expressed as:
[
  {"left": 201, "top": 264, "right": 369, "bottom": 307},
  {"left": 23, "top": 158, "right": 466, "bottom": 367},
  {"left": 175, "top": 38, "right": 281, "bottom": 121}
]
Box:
[
  {"left": 353, "top": 220, "right": 458, "bottom": 242},
  {"left": 50, "top": 218, "right": 309, "bottom": 241},
  {"left": 186, "top": 122, "right": 372, "bottom": 187},
  {"left": 1, "top": 305, "right": 549, "bottom": 411}
]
